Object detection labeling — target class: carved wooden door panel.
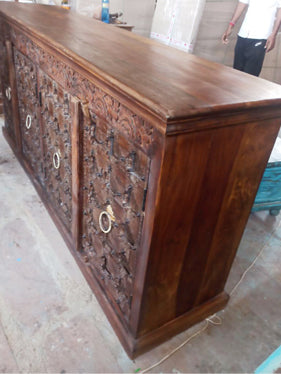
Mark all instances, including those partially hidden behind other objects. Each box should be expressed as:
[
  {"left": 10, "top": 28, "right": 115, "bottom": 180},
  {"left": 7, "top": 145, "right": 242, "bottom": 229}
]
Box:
[
  {"left": 80, "top": 108, "right": 151, "bottom": 322},
  {"left": 14, "top": 49, "right": 43, "bottom": 183},
  {"left": 0, "top": 24, "right": 15, "bottom": 144},
  {"left": 39, "top": 70, "right": 73, "bottom": 233}
]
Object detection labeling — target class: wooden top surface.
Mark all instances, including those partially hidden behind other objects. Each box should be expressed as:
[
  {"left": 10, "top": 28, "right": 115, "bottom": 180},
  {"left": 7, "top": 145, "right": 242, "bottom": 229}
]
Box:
[{"left": 1, "top": 2, "right": 281, "bottom": 122}]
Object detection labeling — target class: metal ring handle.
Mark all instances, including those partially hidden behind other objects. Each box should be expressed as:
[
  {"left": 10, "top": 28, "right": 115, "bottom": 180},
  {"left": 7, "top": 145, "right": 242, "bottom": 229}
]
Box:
[
  {"left": 25, "top": 115, "right": 32, "bottom": 129},
  {"left": 53, "top": 151, "right": 61, "bottom": 169},
  {"left": 5, "top": 87, "right": 11, "bottom": 101},
  {"left": 99, "top": 211, "right": 112, "bottom": 234}
]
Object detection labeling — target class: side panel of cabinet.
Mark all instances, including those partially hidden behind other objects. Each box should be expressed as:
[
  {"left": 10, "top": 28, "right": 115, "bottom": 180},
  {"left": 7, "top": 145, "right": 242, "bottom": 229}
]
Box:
[{"left": 137, "top": 119, "right": 280, "bottom": 338}]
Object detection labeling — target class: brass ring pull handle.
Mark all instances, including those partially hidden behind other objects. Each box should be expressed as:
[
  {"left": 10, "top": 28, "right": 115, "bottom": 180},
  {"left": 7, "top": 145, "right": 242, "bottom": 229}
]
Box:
[
  {"left": 99, "top": 205, "right": 116, "bottom": 234},
  {"left": 99, "top": 211, "right": 112, "bottom": 234},
  {"left": 53, "top": 151, "right": 61, "bottom": 169},
  {"left": 5, "top": 87, "right": 11, "bottom": 101},
  {"left": 25, "top": 114, "right": 32, "bottom": 129}
]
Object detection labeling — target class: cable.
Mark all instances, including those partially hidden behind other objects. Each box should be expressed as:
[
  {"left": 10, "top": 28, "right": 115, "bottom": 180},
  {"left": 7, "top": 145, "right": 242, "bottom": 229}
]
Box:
[
  {"left": 138, "top": 314, "right": 221, "bottom": 374},
  {"left": 139, "top": 321, "right": 209, "bottom": 374},
  {"left": 230, "top": 217, "right": 281, "bottom": 296},
  {"left": 230, "top": 244, "right": 266, "bottom": 296}
]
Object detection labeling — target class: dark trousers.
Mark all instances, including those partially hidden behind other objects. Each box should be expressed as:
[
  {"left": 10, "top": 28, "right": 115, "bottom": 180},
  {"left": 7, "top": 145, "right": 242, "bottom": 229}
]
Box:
[{"left": 233, "top": 36, "right": 267, "bottom": 77}]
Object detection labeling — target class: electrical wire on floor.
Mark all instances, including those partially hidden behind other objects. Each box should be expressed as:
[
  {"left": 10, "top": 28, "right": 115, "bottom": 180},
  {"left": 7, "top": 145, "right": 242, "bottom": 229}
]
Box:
[
  {"left": 136, "top": 217, "right": 281, "bottom": 373},
  {"left": 138, "top": 314, "right": 222, "bottom": 374}
]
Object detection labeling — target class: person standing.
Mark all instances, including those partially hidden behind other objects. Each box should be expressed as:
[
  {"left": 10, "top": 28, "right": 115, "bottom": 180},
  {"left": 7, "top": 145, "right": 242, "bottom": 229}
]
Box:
[{"left": 222, "top": 0, "right": 281, "bottom": 76}]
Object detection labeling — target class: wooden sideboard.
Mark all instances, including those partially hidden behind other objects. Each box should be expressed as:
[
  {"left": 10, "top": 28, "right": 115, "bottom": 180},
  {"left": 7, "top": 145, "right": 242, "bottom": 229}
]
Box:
[{"left": 1, "top": 2, "right": 281, "bottom": 358}]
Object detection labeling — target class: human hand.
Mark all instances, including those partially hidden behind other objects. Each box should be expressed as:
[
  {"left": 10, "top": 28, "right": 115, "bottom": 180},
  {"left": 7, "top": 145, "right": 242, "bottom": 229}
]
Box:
[
  {"left": 222, "top": 25, "right": 233, "bottom": 44},
  {"left": 265, "top": 34, "right": 276, "bottom": 52}
]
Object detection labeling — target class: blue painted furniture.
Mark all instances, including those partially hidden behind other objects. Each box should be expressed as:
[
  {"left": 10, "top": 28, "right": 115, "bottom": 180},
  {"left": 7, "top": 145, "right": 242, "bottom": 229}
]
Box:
[
  {"left": 255, "top": 345, "right": 281, "bottom": 373},
  {"left": 252, "top": 161, "right": 281, "bottom": 216}
]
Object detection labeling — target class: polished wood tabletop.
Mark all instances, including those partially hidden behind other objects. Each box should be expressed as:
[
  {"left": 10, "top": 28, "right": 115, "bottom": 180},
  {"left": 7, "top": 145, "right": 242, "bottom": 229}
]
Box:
[{"left": 1, "top": 1, "right": 281, "bottom": 123}]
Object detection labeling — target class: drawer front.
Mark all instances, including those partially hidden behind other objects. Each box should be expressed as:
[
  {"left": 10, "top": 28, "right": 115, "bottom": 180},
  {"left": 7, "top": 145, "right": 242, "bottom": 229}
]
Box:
[
  {"left": 39, "top": 70, "right": 73, "bottom": 232},
  {"left": 80, "top": 110, "right": 150, "bottom": 321},
  {"left": 14, "top": 49, "right": 43, "bottom": 182}
]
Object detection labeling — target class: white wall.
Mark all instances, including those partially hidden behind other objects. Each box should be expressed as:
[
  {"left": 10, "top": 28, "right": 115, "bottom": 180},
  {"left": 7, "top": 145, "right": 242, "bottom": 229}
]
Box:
[{"left": 150, "top": 0, "right": 206, "bottom": 52}]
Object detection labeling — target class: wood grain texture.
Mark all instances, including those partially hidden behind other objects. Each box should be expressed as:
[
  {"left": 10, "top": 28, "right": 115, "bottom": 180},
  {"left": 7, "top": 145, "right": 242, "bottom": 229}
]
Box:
[
  {"left": 1, "top": 2, "right": 281, "bottom": 122},
  {"left": 1, "top": 36, "right": 21, "bottom": 150},
  {"left": 137, "top": 118, "right": 281, "bottom": 337},
  {"left": 1, "top": 3, "right": 281, "bottom": 358},
  {"left": 71, "top": 98, "right": 81, "bottom": 249},
  {"left": 6, "top": 40, "right": 21, "bottom": 150}
]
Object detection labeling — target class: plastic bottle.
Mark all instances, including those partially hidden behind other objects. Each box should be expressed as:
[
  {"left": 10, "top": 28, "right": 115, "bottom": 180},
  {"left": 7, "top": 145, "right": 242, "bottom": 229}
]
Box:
[
  {"left": 61, "top": 0, "right": 70, "bottom": 9},
  {"left": 101, "top": 0, "right": 110, "bottom": 23}
]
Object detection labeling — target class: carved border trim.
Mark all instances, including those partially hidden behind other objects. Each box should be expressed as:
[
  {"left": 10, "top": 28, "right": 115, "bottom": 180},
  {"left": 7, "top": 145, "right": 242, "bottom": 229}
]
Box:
[{"left": 12, "top": 30, "right": 155, "bottom": 154}]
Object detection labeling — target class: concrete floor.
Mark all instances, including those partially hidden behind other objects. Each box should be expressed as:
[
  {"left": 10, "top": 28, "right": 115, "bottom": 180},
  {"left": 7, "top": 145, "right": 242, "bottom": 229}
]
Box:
[{"left": 0, "top": 114, "right": 281, "bottom": 373}]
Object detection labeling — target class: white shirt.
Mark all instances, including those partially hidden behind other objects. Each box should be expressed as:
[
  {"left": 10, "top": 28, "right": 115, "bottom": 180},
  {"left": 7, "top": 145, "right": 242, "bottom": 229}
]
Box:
[{"left": 238, "top": 0, "right": 281, "bottom": 39}]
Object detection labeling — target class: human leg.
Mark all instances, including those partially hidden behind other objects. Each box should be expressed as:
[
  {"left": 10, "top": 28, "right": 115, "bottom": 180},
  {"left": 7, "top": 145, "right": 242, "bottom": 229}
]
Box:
[
  {"left": 243, "top": 39, "right": 266, "bottom": 76},
  {"left": 233, "top": 36, "right": 246, "bottom": 72}
]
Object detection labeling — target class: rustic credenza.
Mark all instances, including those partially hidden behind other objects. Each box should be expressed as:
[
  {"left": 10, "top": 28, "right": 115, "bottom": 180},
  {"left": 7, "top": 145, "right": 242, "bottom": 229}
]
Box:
[{"left": 1, "top": 2, "right": 281, "bottom": 358}]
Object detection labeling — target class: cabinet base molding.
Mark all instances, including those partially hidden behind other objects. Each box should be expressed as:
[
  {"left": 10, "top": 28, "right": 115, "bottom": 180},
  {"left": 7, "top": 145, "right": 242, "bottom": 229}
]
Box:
[{"left": 130, "top": 292, "right": 229, "bottom": 358}]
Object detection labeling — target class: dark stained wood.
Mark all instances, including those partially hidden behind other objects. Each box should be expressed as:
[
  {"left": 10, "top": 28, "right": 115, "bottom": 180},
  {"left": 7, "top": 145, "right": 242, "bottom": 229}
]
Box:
[
  {"left": 79, "top": 96, "right": 151, "bottom": 323},
  {"left": 14, "top": 49, "right": 43, "bottom": 183},
  {"left": 71, "top": 98, "right": 81, "bottom": 250},
  {"left": 194, "top": 120, "right": 281, "bottom": 306},
  {"left": 0, "top": 31, "right": 19, "bottom": 149},
  {"left": 136, "top": 119, "right": 281, "bottom": 336},
  {"left": 134, "top": 292, "right": 229, "bottom": 358},
  {"left": 40, "top": 69, "right": 74, "bottom": 232},
  {"left": 5, "top": 40, "right": 21, "bottom": 151},
  {"left": 1, "top": 2, "right": 281, "bottom": 358}
]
